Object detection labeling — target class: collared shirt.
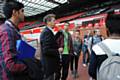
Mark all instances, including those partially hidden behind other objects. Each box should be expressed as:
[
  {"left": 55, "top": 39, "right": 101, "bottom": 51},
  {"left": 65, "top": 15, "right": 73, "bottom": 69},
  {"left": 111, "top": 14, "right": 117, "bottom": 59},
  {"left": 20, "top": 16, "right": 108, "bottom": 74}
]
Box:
[
  {"left": 47, "top": 26, "right": 55, "bottom": 35},
  {"left": 93, "top": 39, "right": 120, "bottom": 55},
  {"left": 0, "top": 20, "right": 26, "bottom": 80}
]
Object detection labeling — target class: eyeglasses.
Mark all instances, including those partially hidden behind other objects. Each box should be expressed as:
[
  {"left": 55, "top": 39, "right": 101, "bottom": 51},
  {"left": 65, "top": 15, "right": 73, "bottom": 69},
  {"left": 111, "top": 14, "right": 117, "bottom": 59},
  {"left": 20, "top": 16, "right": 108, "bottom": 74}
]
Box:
[{"left": 51, "top": 18, "right": 55, "bottom": 22}]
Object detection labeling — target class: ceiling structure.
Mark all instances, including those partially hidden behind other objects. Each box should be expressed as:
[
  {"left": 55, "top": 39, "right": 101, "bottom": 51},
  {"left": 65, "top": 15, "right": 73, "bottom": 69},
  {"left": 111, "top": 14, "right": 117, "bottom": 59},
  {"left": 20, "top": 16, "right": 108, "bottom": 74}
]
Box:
[
  {"left": 25, "top": 0, "right": 120, "bottom": 21},
  {"left": 0, "top": 1, "right": 4, "bottom": 18},
  {"left": 17, "top": 0, "right": 68, "bottom": 16},
  {"left": 0, "top": 0, "right": 120, "bottom": 21},
  {"left": 0, "top": 0, "right": 68, "bottom": 18}
]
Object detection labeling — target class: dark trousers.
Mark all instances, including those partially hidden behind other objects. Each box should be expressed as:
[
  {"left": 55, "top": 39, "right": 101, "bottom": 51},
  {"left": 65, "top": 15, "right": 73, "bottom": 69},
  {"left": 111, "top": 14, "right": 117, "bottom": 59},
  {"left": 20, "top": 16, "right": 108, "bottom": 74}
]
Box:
[
  {"left": 44, "top": 71, "right": 60, "bottom": 80},
  {"left": 59, "top": 55, "right": 70, "bottom": 80},
  {"left": 42, "top": 58, "right": 61, "bottom": 80},
  {"left": 70, "top": 55, "right": 79, "bottom": 71},
  {"left": 44, "top": 74, "right": 54, "bottom": 80},
  {"left": 55, "top": 64, "right": 61, "bottom": 80},
  {"left": 83, "top": 51, "right": 90, "bottom": 64}
]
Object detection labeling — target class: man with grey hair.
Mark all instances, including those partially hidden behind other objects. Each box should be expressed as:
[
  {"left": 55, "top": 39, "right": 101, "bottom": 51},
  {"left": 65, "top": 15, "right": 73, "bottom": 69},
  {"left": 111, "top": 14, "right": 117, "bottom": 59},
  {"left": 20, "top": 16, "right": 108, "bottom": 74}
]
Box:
[{"left": 40, "top": 14, "right": 60, "bottom": 80}]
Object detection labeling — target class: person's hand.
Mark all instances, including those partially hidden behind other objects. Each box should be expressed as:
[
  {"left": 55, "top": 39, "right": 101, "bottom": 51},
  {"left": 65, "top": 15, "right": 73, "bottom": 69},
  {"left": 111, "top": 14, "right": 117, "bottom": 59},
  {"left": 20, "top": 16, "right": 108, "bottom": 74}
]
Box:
[
  {"left": 58, "top": 48, "right": 63, "bottom": 54},
  {"left": 74, "top": 52, "right": 77, "bottom": 56}
]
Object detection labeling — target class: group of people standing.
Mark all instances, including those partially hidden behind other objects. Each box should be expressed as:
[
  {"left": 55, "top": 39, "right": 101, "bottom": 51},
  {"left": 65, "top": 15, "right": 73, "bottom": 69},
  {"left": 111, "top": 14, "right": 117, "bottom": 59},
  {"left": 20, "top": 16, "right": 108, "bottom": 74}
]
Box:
[
  {"left": 0, "top": 1, "right": 82, "bottom": 80},
  {"left": 82, "top": 29, "right": 104, "bottom": 67},
  {"left": 0, "top": 0, "right": 120, "bottom": 80},
  {"left": 40, "top": 14, "right": 82, "bottom": 80}
]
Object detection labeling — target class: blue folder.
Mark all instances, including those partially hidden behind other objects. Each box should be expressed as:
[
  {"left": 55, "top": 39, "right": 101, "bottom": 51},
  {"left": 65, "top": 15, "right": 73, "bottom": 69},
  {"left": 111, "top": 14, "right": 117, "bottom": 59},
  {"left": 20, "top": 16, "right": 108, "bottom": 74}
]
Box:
[{"left": 16, "top": 40, "right": 36, "bottom": 59}]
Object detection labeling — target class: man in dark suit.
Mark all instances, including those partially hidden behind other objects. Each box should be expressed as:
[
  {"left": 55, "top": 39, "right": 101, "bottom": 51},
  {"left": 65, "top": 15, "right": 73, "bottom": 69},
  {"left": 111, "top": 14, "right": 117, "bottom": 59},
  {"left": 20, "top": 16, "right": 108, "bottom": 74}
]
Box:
[{"left": 40, "top": 14, "right": 60, "bottom": 80}]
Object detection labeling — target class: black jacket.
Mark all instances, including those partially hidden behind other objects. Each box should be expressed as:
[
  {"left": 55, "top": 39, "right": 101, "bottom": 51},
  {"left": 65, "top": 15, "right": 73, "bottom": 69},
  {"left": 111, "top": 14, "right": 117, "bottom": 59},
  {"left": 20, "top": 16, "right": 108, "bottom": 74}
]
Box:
[
  {"left": 88, "top": 50, "right": 107, "bottom": 79},
  {"left": 40, "top": 27, "right": 60, "bottom": 77}
]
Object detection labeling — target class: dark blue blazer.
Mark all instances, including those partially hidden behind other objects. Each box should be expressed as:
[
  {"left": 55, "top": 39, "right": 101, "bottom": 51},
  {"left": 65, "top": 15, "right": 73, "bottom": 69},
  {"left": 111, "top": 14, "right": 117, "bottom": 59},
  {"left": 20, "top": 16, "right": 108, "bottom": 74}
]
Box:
[{"left": 40, "top": 27, "right": 60, "bottom": 77}]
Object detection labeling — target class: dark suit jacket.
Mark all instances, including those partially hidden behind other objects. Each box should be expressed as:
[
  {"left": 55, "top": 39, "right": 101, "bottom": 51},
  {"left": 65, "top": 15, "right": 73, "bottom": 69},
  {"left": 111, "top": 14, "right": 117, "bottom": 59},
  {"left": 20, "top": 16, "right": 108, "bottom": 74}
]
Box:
[{"left": 40, "top": 27, "right": 60, "bottom": 77}]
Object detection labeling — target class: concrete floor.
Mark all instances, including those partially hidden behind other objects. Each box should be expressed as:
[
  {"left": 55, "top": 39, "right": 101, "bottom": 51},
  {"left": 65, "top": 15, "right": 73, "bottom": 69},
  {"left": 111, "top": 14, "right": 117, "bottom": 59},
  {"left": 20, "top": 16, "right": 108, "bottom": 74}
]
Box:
[
  {"left": 67, "top": 55, "right": 90, "bottom": 80},
  {"left": 35, "top": 45, "right": 90, "bottom": 80}
]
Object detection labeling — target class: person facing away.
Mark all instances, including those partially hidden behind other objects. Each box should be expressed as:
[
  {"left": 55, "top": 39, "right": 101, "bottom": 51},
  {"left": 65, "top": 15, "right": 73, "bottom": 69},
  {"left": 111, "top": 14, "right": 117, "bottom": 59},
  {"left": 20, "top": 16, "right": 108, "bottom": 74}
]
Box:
[
  {"left": 40, "top": 14, "right": 60, "bottom": 80},
  {"left": 55, "top": 22, "right": 74, "bottom": 80},
  {"left": 70, "top": 30, "right": 82, "bottom": 78},
  {"left": 89, "top": 13, "right": 120, "bottom": 79},
  {"left": 0, "top": 1, "right": 29, "bottom": 80}
]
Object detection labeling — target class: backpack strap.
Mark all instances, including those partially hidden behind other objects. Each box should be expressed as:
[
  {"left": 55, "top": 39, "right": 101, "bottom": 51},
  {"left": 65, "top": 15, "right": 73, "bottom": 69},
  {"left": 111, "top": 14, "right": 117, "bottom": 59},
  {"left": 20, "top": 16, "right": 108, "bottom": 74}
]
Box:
[{"left": 98, "top": 42, "right": 113, "bottom": 57}]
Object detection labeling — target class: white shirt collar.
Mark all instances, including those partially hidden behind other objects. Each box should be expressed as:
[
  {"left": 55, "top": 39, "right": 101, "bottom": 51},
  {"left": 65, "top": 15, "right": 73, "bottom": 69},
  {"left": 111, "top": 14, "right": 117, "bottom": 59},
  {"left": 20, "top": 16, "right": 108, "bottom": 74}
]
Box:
[
  {"left": 92, "top": 39, "right": 120, "bottom": 55},
  {"left": 5, "top": 20, "right": 14, "bottom": 28},
  {"left": 47, "top": 26, "right": 55, "bottom": 35}
]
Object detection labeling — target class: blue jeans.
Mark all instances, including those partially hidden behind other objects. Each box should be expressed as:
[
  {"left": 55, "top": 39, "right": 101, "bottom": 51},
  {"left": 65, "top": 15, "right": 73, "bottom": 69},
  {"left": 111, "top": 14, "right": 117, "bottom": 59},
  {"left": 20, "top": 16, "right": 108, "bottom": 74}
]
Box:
[{"left": 82, "top": 45, "right": 90, "bottom": 64}]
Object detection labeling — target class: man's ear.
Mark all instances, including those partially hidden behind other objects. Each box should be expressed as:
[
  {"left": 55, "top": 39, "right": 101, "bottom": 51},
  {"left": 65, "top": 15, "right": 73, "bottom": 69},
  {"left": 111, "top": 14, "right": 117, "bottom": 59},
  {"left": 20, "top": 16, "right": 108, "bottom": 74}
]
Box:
[
  {"left": 12, "top": 10, "right": 16, "bottom": 16},
  {"left": 12, "top": 9, "right": 18, "bottom": 16},
  {"left": 106, "top": 28, "right": 110, "bottom": 37}
]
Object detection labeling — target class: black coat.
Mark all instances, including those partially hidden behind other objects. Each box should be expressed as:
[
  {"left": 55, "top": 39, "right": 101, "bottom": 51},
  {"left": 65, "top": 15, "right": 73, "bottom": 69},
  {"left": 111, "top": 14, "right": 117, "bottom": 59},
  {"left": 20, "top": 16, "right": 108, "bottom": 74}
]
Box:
[
  {"left": 40, "top": 27, "right": 60, "bottom": 77},
  {"left": 88, "top": 50, "right": 107, "bottom": 79}
]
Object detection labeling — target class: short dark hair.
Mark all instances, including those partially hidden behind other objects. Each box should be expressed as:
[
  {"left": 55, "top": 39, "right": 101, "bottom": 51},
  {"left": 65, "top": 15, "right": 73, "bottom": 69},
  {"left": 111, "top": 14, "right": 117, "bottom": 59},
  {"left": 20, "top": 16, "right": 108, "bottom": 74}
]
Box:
[
  {"left": 93, "top": 29, "right": 100, "bottom": 34},
  {"left": 64, "top": 22, "right": 70, "bottom": 26},
  {"left": 43, "top": 14, "right": 55, "bottom": 24},
  {"left": 106, "top": 13, "right": 120, "bottom": 35},
  {"left": 3, "top": 1, "right": 24, "bottom": 19}
]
